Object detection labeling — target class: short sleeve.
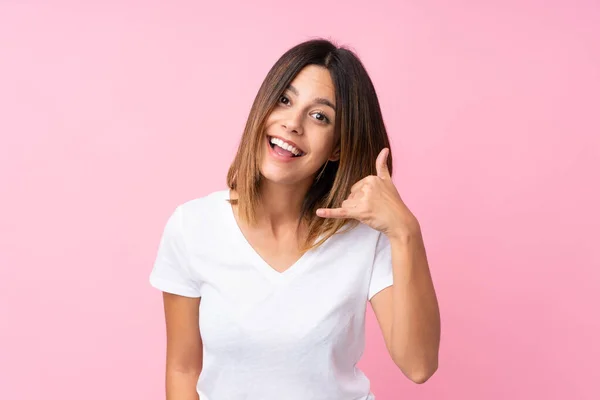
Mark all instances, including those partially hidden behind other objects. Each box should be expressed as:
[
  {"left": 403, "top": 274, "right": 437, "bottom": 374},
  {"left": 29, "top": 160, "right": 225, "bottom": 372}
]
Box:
[
  {"left": 149, "top": 205, "right": 202, "bottom": 298},
  {"left": 368, "top": 232, "right": 394, "bottom": 300}
]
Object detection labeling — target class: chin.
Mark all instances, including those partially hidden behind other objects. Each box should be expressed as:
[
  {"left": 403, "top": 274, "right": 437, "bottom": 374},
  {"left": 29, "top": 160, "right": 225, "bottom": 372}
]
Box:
[{"left": 259, "top": 165, "right": 302, "bottom": 186}]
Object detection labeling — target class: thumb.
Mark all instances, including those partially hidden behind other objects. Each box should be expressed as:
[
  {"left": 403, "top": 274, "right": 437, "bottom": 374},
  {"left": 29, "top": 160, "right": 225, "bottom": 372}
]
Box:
[{"left": 376, "top": 148, "right": 391, "bottom": 179}]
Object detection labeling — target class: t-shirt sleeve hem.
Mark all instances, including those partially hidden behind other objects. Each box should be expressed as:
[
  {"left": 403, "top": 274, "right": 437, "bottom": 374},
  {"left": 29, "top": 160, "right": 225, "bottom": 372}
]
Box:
[
  {"left": 149, "top": 275, "right": 202, "bottom": 298},
  {"left": 368, "top": 279, "right": 393, "bottom": 301}
]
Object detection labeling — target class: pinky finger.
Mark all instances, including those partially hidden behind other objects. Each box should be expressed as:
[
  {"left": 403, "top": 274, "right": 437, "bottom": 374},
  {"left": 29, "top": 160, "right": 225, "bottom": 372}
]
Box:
[{"left": 316, "top": 207, "right": 353, "bottom": 219}]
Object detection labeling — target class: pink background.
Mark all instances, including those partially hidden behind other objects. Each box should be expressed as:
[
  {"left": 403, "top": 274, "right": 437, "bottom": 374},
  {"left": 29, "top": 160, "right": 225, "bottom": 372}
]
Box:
[{"left": 1, "top": 1, "right": 599, "bottom": 399}]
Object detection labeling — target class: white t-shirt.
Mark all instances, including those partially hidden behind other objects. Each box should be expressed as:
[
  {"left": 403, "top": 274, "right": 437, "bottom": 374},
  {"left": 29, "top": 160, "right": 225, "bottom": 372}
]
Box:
[{"left": 149, "top": 189, "right": 394, "bottom": 400}]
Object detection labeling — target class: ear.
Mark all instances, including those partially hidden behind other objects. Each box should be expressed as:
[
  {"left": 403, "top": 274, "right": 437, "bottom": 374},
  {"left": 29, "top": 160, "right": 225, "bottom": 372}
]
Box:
[{"left": 329, "top": 144, "right": 341, "bottom": 162}]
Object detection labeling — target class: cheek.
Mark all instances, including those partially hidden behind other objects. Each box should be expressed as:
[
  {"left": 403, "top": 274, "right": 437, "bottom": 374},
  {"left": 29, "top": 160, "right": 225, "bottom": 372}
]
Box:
[
  {"left": 311, "top": 130, "right": 336, "bottom": 155},
  {"left": 265, "top": 108, "right": 284, "bottom": 125}
]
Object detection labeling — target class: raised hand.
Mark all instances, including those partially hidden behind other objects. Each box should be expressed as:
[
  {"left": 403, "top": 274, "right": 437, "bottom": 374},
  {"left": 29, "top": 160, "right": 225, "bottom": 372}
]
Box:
[{"left": 316, "top": 148, "right": 420, "bottom": 239}]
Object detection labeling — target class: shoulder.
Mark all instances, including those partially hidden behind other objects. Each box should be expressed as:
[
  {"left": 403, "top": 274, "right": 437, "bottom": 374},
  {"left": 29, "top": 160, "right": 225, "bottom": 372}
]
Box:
[
  {"left": 337, "top": 220, "right": 382, "bottom": 242},
  {"left": 170, "top": 189, "right": 230, "bottom": 230},
  {"left": 177, "top": 188, "right": 229, "bottom": 213},
  {"left": 323, "top": 220, "right": 384, "bottom": 255}
]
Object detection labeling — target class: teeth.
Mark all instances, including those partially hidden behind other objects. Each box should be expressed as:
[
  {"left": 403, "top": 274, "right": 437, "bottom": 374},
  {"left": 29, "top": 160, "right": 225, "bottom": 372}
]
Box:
[{"left": 270, "top": 137, "right": 302, "bottom": 156}]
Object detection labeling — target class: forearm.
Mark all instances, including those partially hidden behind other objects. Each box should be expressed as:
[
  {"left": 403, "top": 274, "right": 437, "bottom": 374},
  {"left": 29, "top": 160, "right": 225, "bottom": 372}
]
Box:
[
  {"left": 388, "top": 230, "right": 440, "bottom": 382},
  {"left": 166, "top": 368, "right": 201, "bottom": 400}
]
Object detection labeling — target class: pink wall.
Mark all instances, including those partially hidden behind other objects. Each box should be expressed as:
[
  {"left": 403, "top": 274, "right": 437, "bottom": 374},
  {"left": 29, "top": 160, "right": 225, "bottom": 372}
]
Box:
[{"left": 1, "top": 1, "right": 598, "bottom": 399}]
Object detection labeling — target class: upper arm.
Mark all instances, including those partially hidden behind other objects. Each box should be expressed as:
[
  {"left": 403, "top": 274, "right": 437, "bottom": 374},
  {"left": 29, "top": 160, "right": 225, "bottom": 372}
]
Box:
[
  {"left": 150, "top": 205, "right": 204, "bottom": 371},
  {"left": 163, "top": 292, "right": 203, "bottom": 373},
  {"left": 368, "top": 232, "right": 395, "bottom": 354},
  {"left": 370, "top": 286, "right": 394, "bottom": 354}
]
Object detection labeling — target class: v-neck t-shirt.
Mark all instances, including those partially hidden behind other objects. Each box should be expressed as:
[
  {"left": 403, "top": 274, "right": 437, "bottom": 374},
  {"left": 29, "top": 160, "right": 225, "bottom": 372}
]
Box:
[{"left": 149, "top": 189, "right": 394, "bottom": 400}]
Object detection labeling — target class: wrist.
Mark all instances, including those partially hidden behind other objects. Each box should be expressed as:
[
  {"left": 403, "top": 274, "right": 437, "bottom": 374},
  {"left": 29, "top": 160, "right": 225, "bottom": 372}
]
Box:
[{"left": 386, "top": 219, "right": 421, "bottom": 243}]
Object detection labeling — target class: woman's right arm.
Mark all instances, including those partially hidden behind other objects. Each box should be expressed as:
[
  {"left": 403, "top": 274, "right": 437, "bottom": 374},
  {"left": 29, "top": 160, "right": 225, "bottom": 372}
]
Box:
[{"left": 162, "top": 292, "right": 203, "bottom": 400}]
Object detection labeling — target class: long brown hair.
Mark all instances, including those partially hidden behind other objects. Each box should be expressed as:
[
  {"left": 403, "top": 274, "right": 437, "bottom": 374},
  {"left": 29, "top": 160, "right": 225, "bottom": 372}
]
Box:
[{"left": 226, "top": 38, "right": 393, "bottom": 252}]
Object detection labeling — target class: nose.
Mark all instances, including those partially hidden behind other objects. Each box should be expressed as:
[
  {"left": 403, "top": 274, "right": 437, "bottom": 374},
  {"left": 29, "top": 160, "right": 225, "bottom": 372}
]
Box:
[{"left": 281, "top": 111, "right": 303, "bottom": 135}]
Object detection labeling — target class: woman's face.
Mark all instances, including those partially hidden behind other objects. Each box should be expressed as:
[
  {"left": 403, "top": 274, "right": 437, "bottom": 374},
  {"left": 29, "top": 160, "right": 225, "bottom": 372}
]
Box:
[{"left": 259, "top": 65, "right": 338, "bottom": 187}]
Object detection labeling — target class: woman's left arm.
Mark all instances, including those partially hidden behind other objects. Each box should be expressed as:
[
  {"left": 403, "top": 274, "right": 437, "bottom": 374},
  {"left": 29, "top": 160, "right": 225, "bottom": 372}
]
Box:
[
  {"left": 370, "top": 227, "right": 440, "bottom": 384},
  {"left": 316, "top": 147, "right": 441, "bottom": 384}
]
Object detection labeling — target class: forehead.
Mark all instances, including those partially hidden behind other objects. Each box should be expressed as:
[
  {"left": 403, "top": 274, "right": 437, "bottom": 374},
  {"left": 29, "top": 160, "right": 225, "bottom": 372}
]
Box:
[{"left": 289, "top": 65, "right": 335, "bottom": 100}]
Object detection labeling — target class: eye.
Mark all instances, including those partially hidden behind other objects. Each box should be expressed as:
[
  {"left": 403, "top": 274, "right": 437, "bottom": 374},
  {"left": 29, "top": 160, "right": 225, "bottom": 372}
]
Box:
[
  {"left": 279, "top": 95, "right": 290, "bottom": 105},
  {"left": 312, "top": 111, "right": 330, "bottom": 124}
]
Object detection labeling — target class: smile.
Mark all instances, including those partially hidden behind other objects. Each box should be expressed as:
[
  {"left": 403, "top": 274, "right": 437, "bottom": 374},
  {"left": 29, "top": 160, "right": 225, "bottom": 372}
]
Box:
[{"left": 267, "top": 136, "right": 305, "bottom": 158}]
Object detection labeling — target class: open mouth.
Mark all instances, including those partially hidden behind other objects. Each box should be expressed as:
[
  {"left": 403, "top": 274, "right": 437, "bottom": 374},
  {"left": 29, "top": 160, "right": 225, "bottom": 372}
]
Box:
[{"left": 267, "top": 136, "right": 305, "bottom": 158}]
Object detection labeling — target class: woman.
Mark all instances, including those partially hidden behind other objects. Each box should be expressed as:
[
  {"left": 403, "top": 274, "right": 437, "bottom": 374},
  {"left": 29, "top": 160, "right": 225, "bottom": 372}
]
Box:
[{"left": 150, "top": 38, "right": 440, "bottom": 400}]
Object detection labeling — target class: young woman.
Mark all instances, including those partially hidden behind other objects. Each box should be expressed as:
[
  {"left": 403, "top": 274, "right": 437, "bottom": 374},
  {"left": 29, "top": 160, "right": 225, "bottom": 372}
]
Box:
[{"left": 150, "top": 38, "right": 440, "bottom": 400}]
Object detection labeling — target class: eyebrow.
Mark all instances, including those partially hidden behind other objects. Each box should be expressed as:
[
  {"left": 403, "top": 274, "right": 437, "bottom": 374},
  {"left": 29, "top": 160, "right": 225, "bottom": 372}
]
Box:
[{"left": 286, "top": 84, "right": 336, "bottom": 110}]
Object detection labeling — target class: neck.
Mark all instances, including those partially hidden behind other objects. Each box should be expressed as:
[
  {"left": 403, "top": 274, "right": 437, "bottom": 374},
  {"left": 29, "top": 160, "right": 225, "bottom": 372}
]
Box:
[{"left": 256, "top": 179, "right": 310, "bottom": 231}]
